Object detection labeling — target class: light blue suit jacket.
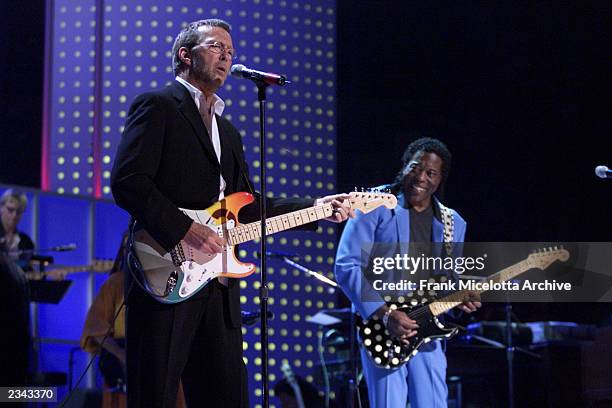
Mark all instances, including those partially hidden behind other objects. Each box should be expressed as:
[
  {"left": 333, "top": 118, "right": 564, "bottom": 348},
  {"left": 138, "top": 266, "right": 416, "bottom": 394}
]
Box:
[{"left": 335, "top": 194, "right": 466, "bottom": 319}]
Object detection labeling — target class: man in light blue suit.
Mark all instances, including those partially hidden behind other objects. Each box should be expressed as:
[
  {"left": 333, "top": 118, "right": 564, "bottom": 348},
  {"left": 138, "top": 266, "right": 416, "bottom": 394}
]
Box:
[{"left": 335, "top": 138, "right": 480, "bottom": 407}]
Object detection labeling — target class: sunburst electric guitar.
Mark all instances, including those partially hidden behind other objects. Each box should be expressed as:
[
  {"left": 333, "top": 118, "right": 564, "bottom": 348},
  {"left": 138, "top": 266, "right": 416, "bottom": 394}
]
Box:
[
  {"left": 357, "top": 247, "right": 569, "bottom": 369},
  {"left": 131, "top": 191, "right": 397, "bottom": 304}
]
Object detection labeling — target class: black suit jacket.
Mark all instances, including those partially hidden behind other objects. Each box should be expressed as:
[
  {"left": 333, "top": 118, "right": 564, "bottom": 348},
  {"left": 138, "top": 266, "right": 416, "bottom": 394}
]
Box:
[{"left": 111, "top": 80, "right": 315, "bottom": 326}]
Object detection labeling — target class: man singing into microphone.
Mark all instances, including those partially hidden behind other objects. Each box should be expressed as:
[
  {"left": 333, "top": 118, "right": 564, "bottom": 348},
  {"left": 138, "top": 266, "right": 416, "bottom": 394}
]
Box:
[{"left": 111, "top": 19, "right": 353, "bottom": 408}]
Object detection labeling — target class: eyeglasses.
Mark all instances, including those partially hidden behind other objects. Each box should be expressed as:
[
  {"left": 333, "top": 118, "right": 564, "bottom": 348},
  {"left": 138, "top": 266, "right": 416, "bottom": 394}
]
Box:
[
  {"left": 2, "top": 205, "right": 24, "bottom": 215},
  {"left": 199, "top": 41, "right": 237, "bottom": 60}
]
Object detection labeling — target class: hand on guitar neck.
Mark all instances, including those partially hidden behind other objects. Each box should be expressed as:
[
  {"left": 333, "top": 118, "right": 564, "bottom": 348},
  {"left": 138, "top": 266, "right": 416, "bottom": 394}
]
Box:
[
  {"left": 456, "top": 290, "right": 482, "bottom": 313},
  {"left": 314, "top": 193, "right": 356, "bottom": 223}
]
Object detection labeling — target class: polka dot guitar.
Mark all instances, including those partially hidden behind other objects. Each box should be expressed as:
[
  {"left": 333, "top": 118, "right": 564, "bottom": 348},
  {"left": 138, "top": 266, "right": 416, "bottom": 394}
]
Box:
[{"left": 356, "top": 247, "right": 569, "bottom": 369}]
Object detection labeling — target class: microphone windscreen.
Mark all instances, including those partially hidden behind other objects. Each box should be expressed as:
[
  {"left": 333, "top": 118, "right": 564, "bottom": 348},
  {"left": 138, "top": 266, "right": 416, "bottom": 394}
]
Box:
[
  {"left": 230, "top": 64, "right": 246, "bottom": 77},
  {"left": 595, "top": 165, "right": 609, "bottom": 178}
]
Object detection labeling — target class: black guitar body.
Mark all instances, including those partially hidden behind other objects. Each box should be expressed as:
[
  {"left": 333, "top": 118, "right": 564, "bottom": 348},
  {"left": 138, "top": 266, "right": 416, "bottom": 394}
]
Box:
[{"left": 356, "top": 303, "right": 458, "bottom": 369}]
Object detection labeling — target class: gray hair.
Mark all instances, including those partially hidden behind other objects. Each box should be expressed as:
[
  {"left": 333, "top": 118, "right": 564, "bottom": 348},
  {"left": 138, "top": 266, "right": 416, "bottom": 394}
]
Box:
[
  {"left": 0, "top": 189, "right": 28, "bottom": 212},
  {"left": 171, "top": 19, "right": 232, "bottom": 76}
]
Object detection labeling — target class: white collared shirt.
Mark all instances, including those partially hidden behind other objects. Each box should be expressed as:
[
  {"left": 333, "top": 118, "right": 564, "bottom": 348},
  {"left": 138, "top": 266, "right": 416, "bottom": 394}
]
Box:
[{"left": 175, "top": 76, "right": 226, "bottom": 199}]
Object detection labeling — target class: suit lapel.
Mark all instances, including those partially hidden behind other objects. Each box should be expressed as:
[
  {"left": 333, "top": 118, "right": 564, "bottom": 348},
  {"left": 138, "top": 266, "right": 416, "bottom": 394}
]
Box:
[
  {"left": 432, "top": 217, "right": 444, "bottom": 242},
  {"left": 217, "top": 116, "right": 235, "bottom": 190},
  {"left": 169, "top": 81, "right": 219, "bottom": 166}
]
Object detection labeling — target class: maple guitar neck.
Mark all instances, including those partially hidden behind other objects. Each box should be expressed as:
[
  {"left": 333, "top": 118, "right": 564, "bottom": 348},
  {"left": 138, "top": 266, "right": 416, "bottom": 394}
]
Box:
[
  {"left": 428, "top": 251, "right": 567, "bottom": 317},
  {"left": 24, "top": 259, "right": 114, "bottom": 280},
  {"left": 226, "top": 203, "right": 334, "bottom": 246},
  {"left": 226, "top": 194, "right": 383, "bottom": 246}
]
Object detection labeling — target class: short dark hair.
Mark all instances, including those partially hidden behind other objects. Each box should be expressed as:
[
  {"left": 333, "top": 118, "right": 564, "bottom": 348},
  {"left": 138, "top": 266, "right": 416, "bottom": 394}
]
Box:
[
  {"left": 171, "top": 19, "right": 232, "bottom": 76},
  {"left": 391, "top": 137, "right": 452, "bottom": 198}
]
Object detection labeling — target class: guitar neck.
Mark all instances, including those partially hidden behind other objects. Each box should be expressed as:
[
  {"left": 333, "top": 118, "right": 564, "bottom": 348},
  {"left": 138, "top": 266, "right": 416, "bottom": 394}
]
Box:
[
  {"left": 226, "top": 203, "right": 334, "bottom": 246},
  {"left": 428, "top": 257, "right": 533, "bottom": 316},
  {"left": 24, "top": 260, "right": 113, "bottom": 280},
  {"left": 25, "top": 265, "right": 85, "bottom": 280}
]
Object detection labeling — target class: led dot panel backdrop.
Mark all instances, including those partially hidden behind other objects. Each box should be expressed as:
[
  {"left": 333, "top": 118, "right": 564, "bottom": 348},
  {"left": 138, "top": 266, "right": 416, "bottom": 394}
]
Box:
[{"left": 44, "top": 0, "right": 338, "bottom": 405}]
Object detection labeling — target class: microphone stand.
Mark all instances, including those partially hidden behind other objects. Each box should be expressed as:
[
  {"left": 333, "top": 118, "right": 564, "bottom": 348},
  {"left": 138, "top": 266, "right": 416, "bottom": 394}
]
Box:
[
  {"left": 276, "top": 256, "right": 362, "bottom": 408},
  {"left": 505, "top": 301, "right": 515, "bottom": 408},
  {"left": 255, "top": 81, "right": 272, "bottom": 408},
  {"left": 459, "top": 277, "right": 541, "bottom": 408},
  {"left": 277, "top": 255, "right": 338, "bottom": 288}
]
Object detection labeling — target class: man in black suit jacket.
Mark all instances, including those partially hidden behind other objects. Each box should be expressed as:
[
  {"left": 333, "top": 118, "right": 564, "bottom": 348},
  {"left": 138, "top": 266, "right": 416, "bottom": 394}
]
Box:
[{"left": 111, "top": 19, "right": 352, "bottom": 408}]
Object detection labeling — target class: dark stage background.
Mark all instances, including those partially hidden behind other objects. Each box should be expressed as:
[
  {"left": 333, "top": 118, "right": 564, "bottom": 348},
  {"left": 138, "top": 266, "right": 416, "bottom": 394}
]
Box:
[
  {"left": 337, "top": 1, "right": 611, "bottom": 243},
  {"left": 0, "top": 1, "right": 44, "bottom": 187}
]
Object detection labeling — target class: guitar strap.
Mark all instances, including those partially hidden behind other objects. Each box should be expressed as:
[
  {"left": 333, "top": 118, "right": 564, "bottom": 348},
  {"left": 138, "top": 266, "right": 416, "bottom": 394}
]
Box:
[
  {"left": 227, "top": 131, "right": 256, "bottom": 197},
  {"left": 437, "top": 200, "right": 455, "bottom": 256}
]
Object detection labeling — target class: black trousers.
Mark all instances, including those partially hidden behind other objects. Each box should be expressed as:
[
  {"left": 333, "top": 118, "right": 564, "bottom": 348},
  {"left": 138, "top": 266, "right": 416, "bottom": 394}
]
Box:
[
  {"left": 126, "top": 279, "right": 248, "bottom": 407},
  {"left": 0, "top": 255, "right": 30, "bottom": 387}
]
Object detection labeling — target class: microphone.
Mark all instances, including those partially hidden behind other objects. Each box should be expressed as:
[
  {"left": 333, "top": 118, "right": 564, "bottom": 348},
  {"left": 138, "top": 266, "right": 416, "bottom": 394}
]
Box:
[
  {"left": 230, "top": 64, "right": 290, "bottom": 86},
  {"left": 241, "top": 310, "right": 274, "bottom": 326},
  {"left": 255, "top": 250, "right": 299, "bottom": 259},
  {"left": 595, "top": 165, "right": 612, "bottom": 179},
  {"left": 49, "top": 243, "right": 77, "bottom": 252}
]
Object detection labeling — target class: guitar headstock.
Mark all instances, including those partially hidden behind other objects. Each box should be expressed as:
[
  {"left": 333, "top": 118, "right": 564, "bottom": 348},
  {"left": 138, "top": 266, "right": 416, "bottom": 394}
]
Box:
[
  {"left": 527, "top": 246, "right": 570, "bottom": 270},
  {"left": 348, "top": 191, "right": 398, "bottom": 214}
]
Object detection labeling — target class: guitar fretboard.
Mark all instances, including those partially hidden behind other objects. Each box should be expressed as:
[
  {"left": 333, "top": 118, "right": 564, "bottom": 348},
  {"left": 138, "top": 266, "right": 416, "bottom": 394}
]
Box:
[
  {"left": 24, "top": 260, "right": 113, "bottom": 280},
  {"left": 225, "top": 204, "right": 334, "bottom": 246},
  {"left": 428, "top": 258, "right": 534, "bottom": 316}
]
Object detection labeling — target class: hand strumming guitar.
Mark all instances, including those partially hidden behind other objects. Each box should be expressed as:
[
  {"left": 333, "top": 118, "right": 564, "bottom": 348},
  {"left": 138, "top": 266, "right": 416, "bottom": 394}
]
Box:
[
  {"left": 182, "top": 222, "right": 226, "bottom": 255},
  {"left": 376, "top": 305, "right": 419, "bottom": 345}
]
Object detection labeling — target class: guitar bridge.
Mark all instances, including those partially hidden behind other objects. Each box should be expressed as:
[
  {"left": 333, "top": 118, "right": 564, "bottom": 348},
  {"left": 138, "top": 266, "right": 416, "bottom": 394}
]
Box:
[{"left": 170, "top": 243, "right": 186, "bottom": 267}]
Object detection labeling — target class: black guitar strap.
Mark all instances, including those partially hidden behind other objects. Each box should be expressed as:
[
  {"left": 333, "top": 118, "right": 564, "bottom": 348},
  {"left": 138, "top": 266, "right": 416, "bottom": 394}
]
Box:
[
  {"left": 219, "top": 118, "right": 256, "bottom": 197},
  {"left": 231, "top": 147, "right": 256, "bottom": 196}
]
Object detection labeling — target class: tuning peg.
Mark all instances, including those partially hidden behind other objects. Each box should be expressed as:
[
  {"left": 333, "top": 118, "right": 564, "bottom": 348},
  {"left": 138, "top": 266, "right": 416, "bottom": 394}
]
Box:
[{"left": 354, "top": 186, "right": 358, "bottom": 192}]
